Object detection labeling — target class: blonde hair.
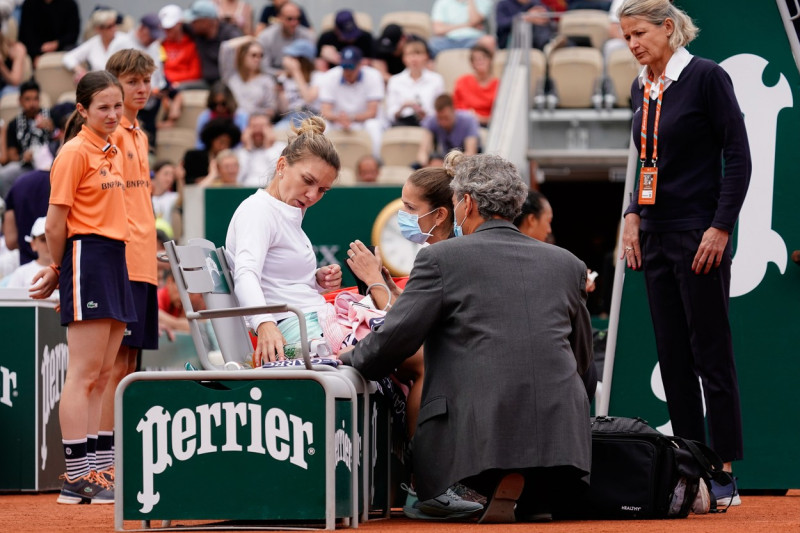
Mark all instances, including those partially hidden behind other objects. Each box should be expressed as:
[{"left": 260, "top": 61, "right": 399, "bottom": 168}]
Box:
[
  {"left": 235, "top": 38, "right": 262, "bottom": 80},
  {"left": 280, "top": 115, "right": 341, "bottom": 171},
  {"left": 617, "top": 0, "right": 698, "bottom": 50}
]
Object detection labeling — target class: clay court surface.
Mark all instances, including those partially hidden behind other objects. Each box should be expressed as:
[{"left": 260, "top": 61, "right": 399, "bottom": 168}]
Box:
[{"left": 1, "top": 490, "right": 798, "bottom": 533}]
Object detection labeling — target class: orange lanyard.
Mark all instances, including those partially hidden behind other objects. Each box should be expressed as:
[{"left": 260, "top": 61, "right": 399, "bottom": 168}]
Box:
[{"left": 640, "top": 73, "right": 665, "bottom": 165}]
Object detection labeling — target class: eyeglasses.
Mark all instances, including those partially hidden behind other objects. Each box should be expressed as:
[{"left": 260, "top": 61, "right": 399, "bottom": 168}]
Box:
[
  {"left": 213, "top": 100, "right": 228, "bottom": 108},
  {"left": 98, "top": 24, "right": 116, "bottom": 30},
  {"left": 283, "top": 16, "right": 300, "bottom": 21},
  {"left": 248, "top": 52, "right": 263, "bottom": 58}
]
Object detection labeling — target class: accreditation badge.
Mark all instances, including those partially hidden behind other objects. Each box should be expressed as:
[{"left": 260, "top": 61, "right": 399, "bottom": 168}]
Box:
[{"left": 638, "top": 166, "right": 658, "bottom": 205}]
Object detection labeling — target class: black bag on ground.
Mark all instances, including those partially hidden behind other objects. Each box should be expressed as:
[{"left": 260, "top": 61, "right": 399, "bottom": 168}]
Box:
[{"left": 579, "top": 416, "right": 731, "bottom": 519}]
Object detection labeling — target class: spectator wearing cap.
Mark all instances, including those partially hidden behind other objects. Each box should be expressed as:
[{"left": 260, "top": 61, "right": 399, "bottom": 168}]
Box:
[
  {"left": 159, "top": 4, "right": 204, "bottom": 92},
  {"left": 185, "top": 0, "right": 243, "bottom": 85},
  {"left": 385, "top": 39, "right": 444, "bottom": 128},
  {"left": 18, "top": 0, "right": 80, "bottom": 62},
  {"left": 256, "top": 1, "right": 315, "bottom": 78},
  {"left": 318, "top": 46, "right": 384, "bottom": 158},
  {"left": 316, "top": 9, "right": 373, "bottom": 70},
  {"left": 416, "top": 93, "right": 480, "bottom": 167},
  {"left": 275, "top": 38, "right": 322, "bottom": 130},
  {"left": 429, "top": 0, "right": 496, "bottom": 57},
  {"left": 256, "top": 0, "right": 311, "bottom": 34},
  {"left": 62, "top": 8, "right": 134, "bottom": 81},
  {"left": 372, "top": 24, "right": 431, "bottom": 82},
  {"left": 1, "top": 216, "right": 51, "bottom": 288}
]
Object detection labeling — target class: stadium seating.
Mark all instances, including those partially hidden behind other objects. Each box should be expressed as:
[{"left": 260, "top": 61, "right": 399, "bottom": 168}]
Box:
[
  {"left": 434, "top": 48, "right": 472, "bottom": 93},
  {"left": 548, "top": 46, "right": 604, "bottom": 108},
  {"left": 380, "top": 126, "right": 426, "bottom": 167},
  {"left": 155, "top": 127, "right": 196, "bottom": 165},
  {"left": 32, "top": 52, "right": 75, "bottom": 104},
  {"left": 326, "top": 129, "right": 373, "bottom": 176},
  {"left": 378, "top": 11, "right": 433, "bottom": 40},
  {"left": 493, "top": 48, "right": 546, "bottom": 100},
  {"left": 557, "top": 9, "right": 611, "bottom": 49},
  {"left": 607, "top": 45, "right": 640, "bottom": 107},
  {"left": 175, "top": 89, "right": 210, "bottom": 130}
]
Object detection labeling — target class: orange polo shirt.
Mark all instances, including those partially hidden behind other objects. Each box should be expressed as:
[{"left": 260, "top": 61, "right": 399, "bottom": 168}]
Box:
[
  {"left": 111, "top": 116, "right": 157, "bottom": 285},
  {"left": 50, "top": 125, "right": 129, "bottom": 242}
]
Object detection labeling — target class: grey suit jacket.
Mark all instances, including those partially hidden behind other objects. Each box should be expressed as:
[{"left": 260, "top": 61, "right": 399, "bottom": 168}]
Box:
[{"left": 347, "top": 219, "right": 593, "bottom": 500}]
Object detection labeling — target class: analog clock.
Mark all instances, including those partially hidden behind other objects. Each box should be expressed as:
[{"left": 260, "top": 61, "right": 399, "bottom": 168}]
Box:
[{"left": 371, "top": 198, "right": 424, "bottom": 276}]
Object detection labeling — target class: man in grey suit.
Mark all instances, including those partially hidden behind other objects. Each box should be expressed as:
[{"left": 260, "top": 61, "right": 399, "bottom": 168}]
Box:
[{"left": 341, "top": 153, "right": 593, "bottom": 523}]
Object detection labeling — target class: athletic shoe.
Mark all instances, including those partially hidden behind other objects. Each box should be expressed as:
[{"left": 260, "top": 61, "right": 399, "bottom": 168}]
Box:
[
  {"left": 57, "top": 471, "right": 114, "bottom": 504},
  {"left": 452, "top": 482, "right": 487, "bottom": 506},
  {"left": 99, "top": 466, "right": 115, "bottom": 485},
  {"left": 692, "top": 478, "right": 711, "bottom": 514},
  {"left": 710, "top": 477, "right": 741, "bottom": 508},
  {"left": 479, "top": 472, "right": 525, "bottom": 524},
  {"left": 402, "top": 484, "right": 483, "bottom": 520}
]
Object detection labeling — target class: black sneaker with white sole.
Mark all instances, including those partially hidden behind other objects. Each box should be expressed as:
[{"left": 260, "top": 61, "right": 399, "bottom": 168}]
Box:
[{"left": 57, "top": 471, "right": 114, "bottom": 505}]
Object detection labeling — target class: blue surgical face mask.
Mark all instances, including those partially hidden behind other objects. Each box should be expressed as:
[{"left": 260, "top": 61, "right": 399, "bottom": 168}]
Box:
[
  {"left": 453, "top": 198, "right": 467, "bottom": 237},
  {"left": 397, "top": 208, "right": 438, "bottom": 244}
]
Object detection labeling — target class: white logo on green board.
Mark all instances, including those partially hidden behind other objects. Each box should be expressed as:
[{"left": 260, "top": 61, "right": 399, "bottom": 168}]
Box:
[
  {"left": 335, "top": 420, "right": 353, "bottom": 472},
  {"left": 722, "top": 54, "right": 791, "bottom": 297},
  {"left": 135, "top": 386, "right": 314, "bottom": 514},
  {"left": 0, "top": 364, "right": 18, "bottom": 408},
  {"left": 40, "top": 343, "right": 69, "bottom": 467}
]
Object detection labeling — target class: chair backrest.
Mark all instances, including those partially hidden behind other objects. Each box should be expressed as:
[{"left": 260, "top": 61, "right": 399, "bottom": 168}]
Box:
[
  {"left": 380, "top": 126, "right": 426, "bottom": 167},
  {"left": 378, "top": 11, "right": 432, "bottom": 41},
  {"left": 33, "top": 52, "right": 76, "bottom": 104},
  {"left": 607, "top": 46, "right": 640, "bottom": 107},
  {"left": 558, "top": 9, "right": 611, "bottom": 49},
  {"left": 326, "top": 129, "right": 372, "bottom": 174},
  {"left": 155, "top": 127, "right": 197, "bottom": 165},
  {"left": 493, "top": 48, "right": 546, "bottom": 100},
  {"left": 549, "top": 46, "right": 603, "bottom": 108},
  {"left": 165, "top": 238, "right": 254, "bottom": 369},
  {"left": 377, "top": 165, "right": 412, "bottom": 184},
  {"left": 434, "top": 48, "right": 472, "bottom": 93},
  {"left": 0, "top": 92, "right": 19, "bottom": 124},
  {"left": 320, "top": 11, "right": 373, "bottom": 33},
  {"left": 337, "top": 167, "right": 357, "bottom": 185},
  {"left": 175, "top": 89, "right": 210, "bottom": 129}
]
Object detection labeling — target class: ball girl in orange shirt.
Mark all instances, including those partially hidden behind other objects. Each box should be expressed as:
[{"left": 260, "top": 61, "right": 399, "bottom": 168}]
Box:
[{"left": 30, "top": 71, "right": 135, "bottom": 504}]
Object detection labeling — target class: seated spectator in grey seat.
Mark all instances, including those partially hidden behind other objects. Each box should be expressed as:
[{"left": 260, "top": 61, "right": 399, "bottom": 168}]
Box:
[
  {"left": 185, "top": 0, "right": 243, "bottom": 85},
  {"left": 429, "top": 0, "right": 496, "bottom": 57},
  {"left": 385, "top": 40, "right": 444, "bottom": 128},
  {"left": 340, "top": 151, "right": 593, "bottom": 523},
  {"left": 256, "top": 0, "right": 311, "bottom": 34},
  {"left": 316, "top": 9, "right": 374, "bottom": 69},
  {"left": 355, "top": 154, "right": 381, "bottom": 183},
  {"left": 257, "top": 1, "right": 315, "bottom": 77},
  {"left": 416, "top": 93, "right": 479, "bottom": 168},
  {"left": 19, "top": 0, "right": 80, "bottom": 62},
  {"left": 62, "top": 8, "right": 133, "bottom": 82},
  {"left": 496, "top": 0, "right": 555, "bottom": 50}
]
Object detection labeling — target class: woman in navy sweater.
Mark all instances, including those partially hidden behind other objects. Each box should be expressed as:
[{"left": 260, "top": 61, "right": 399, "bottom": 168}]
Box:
[{"left": 617, "top": 0, "right": 751, "bottom": 508}]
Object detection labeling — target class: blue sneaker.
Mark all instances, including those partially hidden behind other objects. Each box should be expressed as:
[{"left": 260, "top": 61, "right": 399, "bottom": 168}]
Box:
[{"left": 710, "top": 476, "right": 741, "bottom": 508}]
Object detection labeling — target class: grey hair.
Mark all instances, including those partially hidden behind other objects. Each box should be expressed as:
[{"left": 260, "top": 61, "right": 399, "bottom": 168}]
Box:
[
  {"left": 90, "top": 9, "right": 118, "bottom": 28},
  {"left": 618, "top": 0, "right": 699, "bottom": 50},
  {"left": 450, "top": 152, "right": 528, "bottom": 221}
]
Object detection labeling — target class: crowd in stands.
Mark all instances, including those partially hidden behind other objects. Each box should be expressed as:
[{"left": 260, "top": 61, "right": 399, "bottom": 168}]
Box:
[{"left": 0, "top": 0, "right": 622, "bottom": 292}]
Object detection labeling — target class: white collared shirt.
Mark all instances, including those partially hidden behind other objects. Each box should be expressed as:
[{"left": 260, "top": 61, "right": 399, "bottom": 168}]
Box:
[{"left": 637, "top": 46, "right": 694, "bottom": 99}]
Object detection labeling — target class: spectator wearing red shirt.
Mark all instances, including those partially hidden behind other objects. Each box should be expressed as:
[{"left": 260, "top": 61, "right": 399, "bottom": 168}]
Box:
[{"left": 453, "top": 45, "right": 498, "bottom": 127}]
